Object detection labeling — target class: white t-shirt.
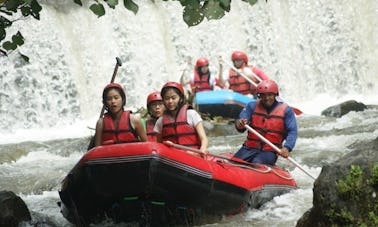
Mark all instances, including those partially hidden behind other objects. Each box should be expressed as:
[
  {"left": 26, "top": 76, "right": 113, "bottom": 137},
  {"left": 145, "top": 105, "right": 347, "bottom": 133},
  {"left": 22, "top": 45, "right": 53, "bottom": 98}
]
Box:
[{"left": 154, "top": 109, "right": 203, "bottom": 134}]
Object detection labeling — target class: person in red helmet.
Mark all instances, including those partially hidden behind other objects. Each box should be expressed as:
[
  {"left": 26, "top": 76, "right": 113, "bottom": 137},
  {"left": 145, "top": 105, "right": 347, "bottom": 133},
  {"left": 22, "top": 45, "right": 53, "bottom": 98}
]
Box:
[
  {"left": 218, "top": 51, "right": 270, "bottom": 96},
  {"left": 234, "top": 80, "right": 298, "bottom": 165},
  {"left": 145, "top": 91, "right": 165, "bottom": 142},
  {"left": 94, "top": 83, "right": 147, "bottom": 146},
  {"left": 154, "top": 81, "right": 209, "bottom": 155},
  {"left": 180, "top": 57, "right": 223, "bottom": 94}
]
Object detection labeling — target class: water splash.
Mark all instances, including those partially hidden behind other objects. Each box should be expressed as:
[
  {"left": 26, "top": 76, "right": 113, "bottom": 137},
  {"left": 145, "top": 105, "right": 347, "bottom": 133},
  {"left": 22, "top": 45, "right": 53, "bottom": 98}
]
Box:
[{"left": 1, "top": 0, "right": 377, "bottom": 134}]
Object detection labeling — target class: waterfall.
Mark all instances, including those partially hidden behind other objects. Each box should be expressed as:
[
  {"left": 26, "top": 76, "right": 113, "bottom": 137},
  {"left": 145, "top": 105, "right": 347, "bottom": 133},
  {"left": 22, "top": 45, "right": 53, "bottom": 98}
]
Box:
[{"left": 1, "top": 0, "right": 377, "bottom": 134}]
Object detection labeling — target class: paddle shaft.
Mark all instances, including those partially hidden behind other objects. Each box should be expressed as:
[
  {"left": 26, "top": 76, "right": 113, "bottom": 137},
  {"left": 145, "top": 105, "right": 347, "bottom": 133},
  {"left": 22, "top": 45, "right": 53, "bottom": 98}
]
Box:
[
  {"left": 223, "top": 60, "right": 302, "bottom": 115},
  {"left": 244, "top": 125, "right": 315, "bottom": 180},
  {"left": 99, "top": 57, "right": 122, "bottom": 118},
  {"left": 223, "top": 60, "right": 260, "bottom": 87},
  {"left": 87, "top": 57, "right": 122, "bottom": 150},
  {"left": 163, "top": 141, "right": 278, "bottom": 172},
  {"left": 164, "top": 141, "right": 239, "bottom": 163}
]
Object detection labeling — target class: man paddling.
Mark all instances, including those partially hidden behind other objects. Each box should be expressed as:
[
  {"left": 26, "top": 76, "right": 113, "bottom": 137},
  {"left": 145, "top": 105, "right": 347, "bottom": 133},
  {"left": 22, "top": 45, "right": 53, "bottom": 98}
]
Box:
[{"left": 233, "top": 80, "right": 298, "bottom": 166}]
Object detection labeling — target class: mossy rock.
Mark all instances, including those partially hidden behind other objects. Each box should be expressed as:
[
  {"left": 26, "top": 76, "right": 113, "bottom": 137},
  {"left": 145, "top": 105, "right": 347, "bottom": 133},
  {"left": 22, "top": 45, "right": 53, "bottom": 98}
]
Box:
[{"left": 297, "top": 137, "right": 378, "bottom": 226}]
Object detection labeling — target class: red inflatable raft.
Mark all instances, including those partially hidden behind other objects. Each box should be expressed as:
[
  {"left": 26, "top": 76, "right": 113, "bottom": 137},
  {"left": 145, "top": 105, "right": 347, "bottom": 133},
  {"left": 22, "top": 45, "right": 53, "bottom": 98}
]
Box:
[{"left": 59, "top": 142, "right": 297, "bottom": 226}]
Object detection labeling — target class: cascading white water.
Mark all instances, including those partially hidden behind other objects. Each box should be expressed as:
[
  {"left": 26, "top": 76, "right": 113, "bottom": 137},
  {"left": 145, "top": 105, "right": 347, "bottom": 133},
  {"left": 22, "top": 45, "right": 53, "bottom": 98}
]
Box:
[
  {"left": 1, "top": 1, "right": 378, "bottom": 226},
  {"left": 0, "top": 0, "right": 377, "bottom": 135}
]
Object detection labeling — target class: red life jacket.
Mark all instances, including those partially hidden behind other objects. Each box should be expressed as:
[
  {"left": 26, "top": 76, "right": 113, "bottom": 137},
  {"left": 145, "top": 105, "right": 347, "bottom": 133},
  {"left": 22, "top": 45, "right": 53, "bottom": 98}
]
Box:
[
  {"left": 249, "top": 66, "right": 270, "bottom": 94},
  {"left": 102, "top": 111, "right": 139, "bottom": 145},
  {"left": 190, "top": 73, "right": 212, "bottom": 93},
  {"left": 228, "top": 66, "right": 260, "bottom": 95},
  {"left": 162, "top": 104, "right": 201, "bottom": 148},
  {"left": 244, "top": 101, "right": 288, "bottom": 152},
  {"left": 146, "top": 118, "right": 158, "bottom": 142},
  {"left": 228, "top": 66, "right": 258, "bottom": 95}
]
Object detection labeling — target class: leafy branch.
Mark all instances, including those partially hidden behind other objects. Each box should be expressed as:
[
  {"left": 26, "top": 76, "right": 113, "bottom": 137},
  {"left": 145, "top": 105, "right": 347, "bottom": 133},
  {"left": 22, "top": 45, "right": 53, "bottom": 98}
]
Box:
[{"left": 0, "top": 0, "right": 259, "bottom": 60}]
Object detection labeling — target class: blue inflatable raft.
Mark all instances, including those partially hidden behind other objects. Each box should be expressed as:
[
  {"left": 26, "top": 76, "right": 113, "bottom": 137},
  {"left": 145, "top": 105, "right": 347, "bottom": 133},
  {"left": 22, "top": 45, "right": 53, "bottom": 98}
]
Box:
[{"left": 194, "top": 90, "right": 255, "bottom": 119}]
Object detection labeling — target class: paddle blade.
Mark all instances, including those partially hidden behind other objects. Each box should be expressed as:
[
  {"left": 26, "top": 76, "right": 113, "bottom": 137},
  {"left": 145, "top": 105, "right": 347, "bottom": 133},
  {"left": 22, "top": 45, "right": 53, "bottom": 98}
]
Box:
[
  {"left": 163, "top": 140, "right": 174, "bottom": 147},
  {"left": 292, "top": 107, "right": 303, "bottom": 115},
  {"left": 276, "top": 97, "right": 302, "bottom": 115}
]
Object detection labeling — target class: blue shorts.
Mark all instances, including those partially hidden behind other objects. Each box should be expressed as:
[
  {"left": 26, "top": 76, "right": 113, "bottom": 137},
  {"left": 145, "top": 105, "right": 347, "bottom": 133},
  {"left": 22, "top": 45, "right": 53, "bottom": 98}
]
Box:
[{"left": 233, "top": 145, "right": 277, "bottom": 166}]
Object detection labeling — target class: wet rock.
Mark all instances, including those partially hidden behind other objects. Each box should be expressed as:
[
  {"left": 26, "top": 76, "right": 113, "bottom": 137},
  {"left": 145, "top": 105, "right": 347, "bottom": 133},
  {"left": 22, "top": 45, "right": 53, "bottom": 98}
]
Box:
[
  {"left": 0, "top": 191, "right": 31, "bottom": 227},
  {"left": 296, "top": 137, "right": 378, "bottom": 226},
  {"left": 321, "top": 100, "right": 367, "bottom": 117}
]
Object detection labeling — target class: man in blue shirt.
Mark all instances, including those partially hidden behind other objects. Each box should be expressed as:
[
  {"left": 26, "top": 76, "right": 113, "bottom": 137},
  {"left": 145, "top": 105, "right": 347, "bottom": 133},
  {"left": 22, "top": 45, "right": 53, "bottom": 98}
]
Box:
[{"left": 233, "top": 80, "right": 298, "bottom": 166}]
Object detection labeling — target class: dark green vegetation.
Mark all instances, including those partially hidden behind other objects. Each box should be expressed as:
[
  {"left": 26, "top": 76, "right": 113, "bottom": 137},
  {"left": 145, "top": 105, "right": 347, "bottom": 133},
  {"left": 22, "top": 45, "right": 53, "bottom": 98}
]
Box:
[
  {"left": 296, "top": 137, "right": 378, "bottom": 227},
  {"left": 328, "top": 164, "right": 378, "bottom": 226},
  {"left": 0, "top": 0, "right": 258, "bottom": 60},
  {"left": 0, "top": 0, "right": 42, "bottom": 61}
]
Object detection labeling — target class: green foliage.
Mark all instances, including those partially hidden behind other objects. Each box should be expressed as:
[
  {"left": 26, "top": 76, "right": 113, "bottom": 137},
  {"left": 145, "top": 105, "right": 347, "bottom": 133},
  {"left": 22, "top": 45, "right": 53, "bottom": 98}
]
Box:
[
  {"left": 0, "top": 16, "right": 11, "bottom": 40},
  {"left": 336, "top": 165, "right": 364, "bottom": 198},
  {"left": 203, "top": 0, "right": 226, "bottom": 20},
  {"left": 1, "top": 0, "right": 260, "bottom": 57},
  {"left": 369, "top": 163, "right": 378, "bottom": 187},
  {"left": 89, "top": 3, "right": 106, "bottom": 17},
  {"left": 75, "top": 0, "right": 138, "bottom": 17},
  {"left": 368, "top": 211, "right": 378, "bottom": 226},
  {"left": 21, "top": 0, "right": 42, "bottom": 19},
  {"left": 134, "top": 106, "right": 148, "bottom": 118},
  {"left": 182, "top": 0, "right": 204, "bottom": 26},
  {"left": 73, "top": 0, "right": 83, "bottom": 6},
  {"left": 327, "top": 204, "right": 356, "bottom": 225},
  {"left": 178, "top": 0, "right": 257, "bottom": 26},
  {"left": 329, "top": 164, "right": 378, "bottom": 226},
  {"left": 2, "top": 31, "right": 23, "bottom": 50},
  {"left": 0, "top": 0, "right": 42, "bottom": 59},
  {"left": 123, "top": 0, "right": 138, "bottom": 14},
  {"left": 107, "top": 0, "right": 119, "bottom": 9},
  {"left": 243, "top": 0, "right": 258, "bottom": 5}
]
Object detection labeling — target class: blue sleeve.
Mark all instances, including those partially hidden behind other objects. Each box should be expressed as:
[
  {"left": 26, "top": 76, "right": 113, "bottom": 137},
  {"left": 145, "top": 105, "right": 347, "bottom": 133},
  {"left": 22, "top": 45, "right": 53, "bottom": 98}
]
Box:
[
  {"left": 283, "top": 106, "right": 298, "bottom": 151},
  {"left": 235, "top": 101, "right": 256, "bottom": 132}
]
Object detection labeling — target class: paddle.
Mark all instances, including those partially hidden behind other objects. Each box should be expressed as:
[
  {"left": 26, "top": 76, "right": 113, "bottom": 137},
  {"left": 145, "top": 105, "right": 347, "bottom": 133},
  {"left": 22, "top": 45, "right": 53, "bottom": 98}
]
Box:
[
  {"left": 87, "top": 57, "right": 122, "bottom": 150},
  {"left": 222, "top": 60, "right": 303, "bottom": 115},
  {"left": 163, "top": 140, "right": 264, "bottom": 169},
  {"left": 244, "top": 124, "right": 316, "bottom": 180},
  {"left": 223, "top": 60, "right": 259, "bottom": 87}
]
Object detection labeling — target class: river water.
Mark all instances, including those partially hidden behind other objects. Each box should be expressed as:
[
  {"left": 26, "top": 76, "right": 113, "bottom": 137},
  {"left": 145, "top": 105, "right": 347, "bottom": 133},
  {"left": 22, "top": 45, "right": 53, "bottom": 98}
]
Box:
[
  {"left": 1, "top": 108, "right": 378, "bottom": 227},
  {"left": 1, "top": 0, "right": 378, "bottom": 226}
]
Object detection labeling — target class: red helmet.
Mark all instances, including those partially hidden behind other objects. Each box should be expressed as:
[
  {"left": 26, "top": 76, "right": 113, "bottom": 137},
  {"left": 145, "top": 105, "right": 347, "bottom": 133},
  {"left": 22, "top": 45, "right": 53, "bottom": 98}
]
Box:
[
  {"left": 102, "top": 83, "right": 126, "bottom": 106},
  {"left": 104, "top": 83, "right": 124, "bottom": 91},
  {"left": 195, "top": 58, "right": 209, "bottom": 67},
  {"left": 147, "top": 91, "right": 162, "bottom": 106},
  {"left": 231, "top": 51, "right": 248, "bottom": 63},
  {"left": 161, "top": 81, "right": 185, "bottom": 97},
  {"left": 257, "top": 80, "right": 279, "bottom": 95}
]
